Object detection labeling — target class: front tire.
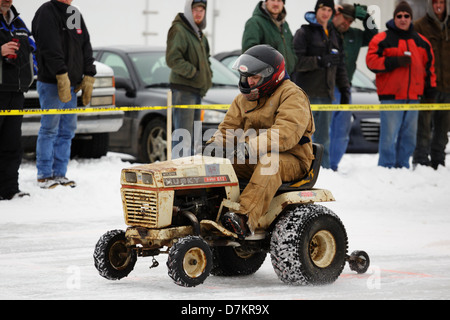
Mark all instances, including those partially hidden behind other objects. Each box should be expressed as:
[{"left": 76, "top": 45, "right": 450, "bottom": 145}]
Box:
[
  {"left": 270, "top": 204, "right": 348, "bottom": 285},
  {"left": 93, "top": 229, "right": 137, "bottom": 280},
  {"left": 167, "top": 236, "right": 212, "bottom": 287}
]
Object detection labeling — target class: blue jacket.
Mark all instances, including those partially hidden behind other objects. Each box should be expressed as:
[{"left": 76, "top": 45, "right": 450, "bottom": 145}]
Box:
[{"left": 0, "top": 5, "right": 36, "bottom": 93}]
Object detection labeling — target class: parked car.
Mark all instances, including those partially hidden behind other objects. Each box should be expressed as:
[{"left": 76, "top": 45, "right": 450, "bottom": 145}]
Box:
[
  {"left": 93, "top": 46, "right": 239, "bottom": 163},
  {"left": 21, "top": 61, "right": 123, "bottom": 159},
  {"left": 214, "top": 50, "right": 381, "bottom": 153},
  {"left": 346, "top": 69, "right": 380, "bottom": 153}
]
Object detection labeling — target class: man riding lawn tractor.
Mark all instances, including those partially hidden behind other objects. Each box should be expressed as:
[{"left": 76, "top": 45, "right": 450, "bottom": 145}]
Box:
[{"left": 93, "top": 45, "right": 369, "bottom": 287}]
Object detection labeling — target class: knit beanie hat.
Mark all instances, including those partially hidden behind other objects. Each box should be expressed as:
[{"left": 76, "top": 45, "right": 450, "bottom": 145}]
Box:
[
  {"left": 340, "top": 3, "right": 356, "bottom": 20},
  {"left": 192, "top": 0, "right": 207, "bottom": 9},
  {"left": 394, "top": 1, "right": 413, "bottom": 19},
  {"left": 315, "top": 0, "right": 336, "bottom": 14}
]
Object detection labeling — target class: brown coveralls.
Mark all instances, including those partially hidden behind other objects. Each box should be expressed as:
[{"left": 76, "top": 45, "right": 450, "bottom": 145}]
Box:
[{"left": 211, "top": 79, "right": 315, "bottom": 232}]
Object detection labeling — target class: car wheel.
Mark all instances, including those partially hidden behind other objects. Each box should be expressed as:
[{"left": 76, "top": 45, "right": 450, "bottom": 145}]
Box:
[
  {"left": 140, "top": 118, "right": 167, "bottom": 163},
  {"left": 71, "top": 133, "right": 109, "bottom": 159}
]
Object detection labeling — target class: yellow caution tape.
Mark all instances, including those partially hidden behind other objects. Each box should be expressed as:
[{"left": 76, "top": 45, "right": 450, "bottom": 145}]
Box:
[
  {"left": 0, "top": 106, "right": 168, "bottom": 115},
  {"left": 1, "top": 103, "right": 450, "bottom": 116},
  {"left": 311, "top": 103, "right": 450, "bottom": 111}
]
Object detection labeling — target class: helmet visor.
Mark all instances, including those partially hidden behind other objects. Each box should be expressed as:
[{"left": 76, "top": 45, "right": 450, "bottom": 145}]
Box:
[{"left": 232, "top": 54, "right": 274, "bottom": 78}]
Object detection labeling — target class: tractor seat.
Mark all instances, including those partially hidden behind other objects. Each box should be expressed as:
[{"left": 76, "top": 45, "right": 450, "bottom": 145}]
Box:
[
  {"left": 238, "top": 143, "right": 323, "bottom": 192},
  {"left": 277, "top": 143, "right": 323, "bottom": 191}
]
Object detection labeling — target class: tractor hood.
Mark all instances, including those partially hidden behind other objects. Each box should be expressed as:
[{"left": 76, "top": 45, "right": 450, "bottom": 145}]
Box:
[{"left": 121, "top": 156, "right": 239, "bottom": 190}]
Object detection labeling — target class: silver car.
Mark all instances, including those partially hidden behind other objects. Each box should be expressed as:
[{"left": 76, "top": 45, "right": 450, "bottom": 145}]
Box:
[
  {"left": 21, "top": 61, "right": 122, "bottom": 159},
  {"left": 94, "top": 46, "right": 239, "bottom": 163}
]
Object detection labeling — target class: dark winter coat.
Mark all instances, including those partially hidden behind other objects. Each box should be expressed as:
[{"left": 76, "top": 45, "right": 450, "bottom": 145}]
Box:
[
  {"left": 242, "top": 1, "right": 297, "bottom": 75},
  {"left": 0, "top": 5, "right": 35, "bottom": 93},
  {"left": 414, "top": 0, "right": 450, "bottom": 93},
  {"left": 366, "top": 20, "right": 437, "bottom": 101},
  {"left": 32, "top": 0, "right": 96, "bottom": 86},
  {"left": 340, "top": 17, "right": 378, "bottom": 81},
  {"left": 292, "top": 11, "right": 349, "bottom": 100},
  {"left": 166, "top": 12, "right": 212, "bottom": 98}
]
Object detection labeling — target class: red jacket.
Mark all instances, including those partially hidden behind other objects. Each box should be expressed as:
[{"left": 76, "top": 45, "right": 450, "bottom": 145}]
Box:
[{"left": 366, "top": 20, "right": 437, "bottom": 101}]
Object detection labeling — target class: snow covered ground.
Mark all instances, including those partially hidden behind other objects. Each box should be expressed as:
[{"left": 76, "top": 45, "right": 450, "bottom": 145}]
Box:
[{"left": 1, "top": 151, "right": 449, "bottom": 301}]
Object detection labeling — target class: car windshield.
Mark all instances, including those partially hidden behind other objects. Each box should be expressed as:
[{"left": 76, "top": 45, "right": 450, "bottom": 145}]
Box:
[{"left": 129, "top": 51, "right": 238, "bottom": 88}]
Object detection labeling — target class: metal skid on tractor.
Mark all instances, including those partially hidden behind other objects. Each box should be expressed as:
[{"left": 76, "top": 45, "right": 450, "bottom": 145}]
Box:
[{"left": 94, "top": 144, "right": 370, "bottom": 287}]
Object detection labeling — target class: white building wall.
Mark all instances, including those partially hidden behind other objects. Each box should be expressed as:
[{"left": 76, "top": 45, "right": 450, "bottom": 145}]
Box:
[{"left": 18, "top": 0, "right": 428, "bottom": 80}]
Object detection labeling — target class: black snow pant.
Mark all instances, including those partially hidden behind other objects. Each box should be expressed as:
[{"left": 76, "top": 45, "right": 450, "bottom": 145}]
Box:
[
  {"left": 413, "top": 91, "right": 450, "bottom": 169},
  {"left": 0, "top": 92, "right": 25, "bottom": 199}
]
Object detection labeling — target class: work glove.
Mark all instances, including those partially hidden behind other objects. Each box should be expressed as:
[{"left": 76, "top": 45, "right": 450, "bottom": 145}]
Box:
[
  {"left": 354, "top": 4, "right": 368, "bottom": 20},
  {"left": 340, "top": 87, "right": 351, "bottom": 105},
  {"left": 75, "top": 75, "right": 95, "bottom": 106},
  {"left": 55, "top": 72, "right": 72, "bottom": 103},
  {"left": 235, "top": 141, "right": 250, "bottom": 162},
  {"left": 397, "top": 56, "right": 412, "bottom": 67},
  {"left": 202, "top": 141, "right": 224, "bottom": 158},
  {"left": 318, "top": 54, "right": 340, "bottom": 68}
]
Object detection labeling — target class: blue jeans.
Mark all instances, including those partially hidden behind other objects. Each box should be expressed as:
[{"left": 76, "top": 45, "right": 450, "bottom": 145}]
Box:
[
  {"left": 378, "top": 100, "right": 419, "bottom": 169},
  {"left": 171, "top": 89, "right": 201, "bottom": 159},
  {"left": 36, "top": 81, "right": 77, "bottom": 179},
  {"left": 330, "top": 87, "right": 353, "bottom": 171},
  {"left": 311, "top": 97, "right": 332, "bottom": 169}
]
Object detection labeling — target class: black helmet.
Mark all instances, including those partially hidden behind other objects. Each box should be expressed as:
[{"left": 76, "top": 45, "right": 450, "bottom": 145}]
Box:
[{"left": 232, "top": 45, "right": 287, "bottom": 101}]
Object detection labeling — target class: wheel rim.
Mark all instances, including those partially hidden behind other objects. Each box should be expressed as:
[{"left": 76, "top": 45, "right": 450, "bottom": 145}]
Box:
[
  {"left": 147, "top": 127, "right": 166, "bottom": 162},
  {"left": 234, "top": 247, "right": 254, "bottom": 259},
  {"left": 109, "top": 241, "right": 131, "bottom": 271},
  {"left": 309, "top": 230, "right": 336, "bottom": 268},
  {"left": 183, "top": 247, "right": 208, "bottom": 278}
]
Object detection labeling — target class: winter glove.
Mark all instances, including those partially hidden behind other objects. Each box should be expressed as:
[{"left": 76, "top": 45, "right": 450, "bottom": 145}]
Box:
[
  {"left": 397, "top": 55, "right": 412, "bottom": 67},
  {"left": 202, "top": 141, "right": 225, "bottom": 158},
  {"left": 235, "top": 141, "right": 250, "bottom": 162},
  {"left": 75, "top": 75, "right": 95, "bottom": 106},
  {"left": 318, "top": 54, "right": 340, "bottom": 68},
  {"left": 340, "top": 87, "right": 351, "bottom": 105},
  {"left": 55, "top": 72, "right": 72, "bottom": 103},
  {"left": 422, "top": 87, "right": 438, "bottom": 103},
  {"left": 354, "top": 4, "right": 368, "bottom": 20}
]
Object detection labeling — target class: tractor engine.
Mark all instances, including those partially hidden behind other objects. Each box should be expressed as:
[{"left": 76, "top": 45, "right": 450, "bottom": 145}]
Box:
[{"left": 171, "top": 188, "right": 227, "bottom": 226}]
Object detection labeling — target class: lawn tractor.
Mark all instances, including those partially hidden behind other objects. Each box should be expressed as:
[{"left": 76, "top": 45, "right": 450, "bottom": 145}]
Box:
[{"left": 94, "top": 144, "right": 370, "bottom": 287}]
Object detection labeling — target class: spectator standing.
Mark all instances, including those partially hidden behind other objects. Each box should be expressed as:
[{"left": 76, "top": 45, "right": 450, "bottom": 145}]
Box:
[
  {"left": 366, "top": 1, "right": 437, "bottom": 169},
  {"left": 32, "top": 0, "right": 96, "bottom": 188},
  {"left": 413, "top": 0, "right": 450, "bottom": 170},
  {"left": 242, "top": 0, "right": 297, "bottom": 75},
  {"left": 293, "top": 0, "right": 350, "bottom": 169},
  {"left": 0, "top": 0, "right": 35, "bottom": 200},
  {"left": 329, "top": 3, "right": 378, "bottom": 171},
  {"left": 166, "top": 0, "right": 212, "bottom": 159}
]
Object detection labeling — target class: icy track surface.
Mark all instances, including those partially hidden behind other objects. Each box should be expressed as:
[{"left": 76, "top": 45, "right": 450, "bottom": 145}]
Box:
[{"left": 1, "top": 152, "right": 449, "bottom": 300}]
